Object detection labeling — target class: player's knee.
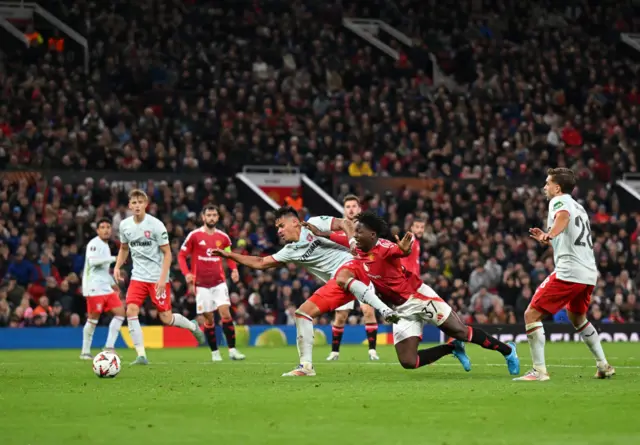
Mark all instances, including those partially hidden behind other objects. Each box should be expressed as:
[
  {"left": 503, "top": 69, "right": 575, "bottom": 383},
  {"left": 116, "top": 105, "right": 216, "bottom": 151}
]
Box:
[
  {"left": 299, "top": 301, "right": 320, "bottom": 319},
  {"left": 398, "top": 354, "right": 417, "bottom": 369},
  {"left": 524, "top": 307, "right": 542, "bottom": 324},
  {"left": 218, "top": 305, "right": 231, "bottom": 320},
  {"left": 202, "top": 312, "right": 214, "bottom": 325},
  {"left": 334, "top": 311, "right": 348, "bottom": 326},
  {"left": 125, "top": 304, "right": 139, "bottom": 317}
]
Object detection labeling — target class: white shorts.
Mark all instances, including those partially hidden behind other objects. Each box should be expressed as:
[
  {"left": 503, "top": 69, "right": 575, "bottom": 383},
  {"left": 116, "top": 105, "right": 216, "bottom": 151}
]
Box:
[
  {"left": 196, "top": 283, "right": 230, "bottom": 314},
  {"left": 393, "top": 284, "right": 452, "bottom": 345},
  {"left": 335, "top": 300, "right": 355, "bottom": 311}
]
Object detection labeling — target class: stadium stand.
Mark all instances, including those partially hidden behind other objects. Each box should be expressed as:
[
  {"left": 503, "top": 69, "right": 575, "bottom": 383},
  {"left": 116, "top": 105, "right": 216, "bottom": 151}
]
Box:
[{"left": 0, "top": 0, "right": 639, "bottom": 328}]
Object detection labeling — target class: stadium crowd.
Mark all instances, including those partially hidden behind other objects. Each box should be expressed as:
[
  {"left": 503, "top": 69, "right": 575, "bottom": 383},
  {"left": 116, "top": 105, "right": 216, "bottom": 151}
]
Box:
[{"left": 1, "top": 0, "right": 640, "bottom": 327}]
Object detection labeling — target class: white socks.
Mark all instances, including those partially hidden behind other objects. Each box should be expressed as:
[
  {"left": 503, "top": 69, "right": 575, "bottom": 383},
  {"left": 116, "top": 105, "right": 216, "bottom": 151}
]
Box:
[
  {"left": 295, "top": 311, "right": 314, "bottom": 365},
  {"left": 171, "top": 313, "right": 197, "bottom": 331},
  {"left": 575, "top": 320, "right": 607, "bottom": 366},
  {"left": 346, "top": 279, "right": 391, "bottom": 314},
  {"left": 127, "top": 317, "right": 146, "bottom": 358},
  {"left": 526, "top": 322, "right": 547, "bottom": 373},
  {"left": 105, "top": 316, "right": 125, "bottom": 349},
  {"left": 81, "top": 319, "right": 98, "bottom": 354}
]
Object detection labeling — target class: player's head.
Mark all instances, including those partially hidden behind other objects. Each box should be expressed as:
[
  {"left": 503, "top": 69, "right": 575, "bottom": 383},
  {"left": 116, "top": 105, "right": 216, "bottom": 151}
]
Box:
[
  {"left": 410, "top": 217, "right": 426, "bottom": 238},
  {"left": 544, "top": 168, "right": 576, "bottom": 199},
  {"left": 201, "top": 204, "right": 220, "bottom": 229},
  {"left": 354, "top": 210, "right": 387, "bottom": 252},
  {"left": 274, "top": 206, "right": 301, "bottom": 243},
  {"left": 96, "top": 218, "right": 112, "bottom": 240},
  {"left": 128, "top": 189, "right": 148, "bottom": 216},
  {"left": 342, "top": 194, "right": 361, "bottom": 221}
]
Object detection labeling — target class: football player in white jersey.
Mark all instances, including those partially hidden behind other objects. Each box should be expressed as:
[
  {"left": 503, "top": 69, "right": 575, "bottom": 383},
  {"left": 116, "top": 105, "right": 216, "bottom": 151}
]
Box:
[
  {"left": 326, "top": 194, "right": 380, "bottom": 362},
  {"left": 213, "top": 206, "right": 399, "bottom": 377},
  {"left": 114, "top": 189, "right": 205, "bottom": 365},
  {"left": 80, "top": 218, "right": 126, "bottom": 360},
  {"left": 516, "top": 168, "right": 615, "bottom": 381}
]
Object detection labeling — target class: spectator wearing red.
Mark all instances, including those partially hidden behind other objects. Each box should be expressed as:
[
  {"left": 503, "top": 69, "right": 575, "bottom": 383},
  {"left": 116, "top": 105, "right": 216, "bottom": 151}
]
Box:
[{"left": 561, "top": 121, "right": 583, "bottom": 147}]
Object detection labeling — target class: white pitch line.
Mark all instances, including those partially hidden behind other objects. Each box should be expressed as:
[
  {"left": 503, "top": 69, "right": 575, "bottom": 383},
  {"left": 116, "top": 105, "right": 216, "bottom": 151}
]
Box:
[{"left": 0, "top": 361, "right": 639, "bottom": 369}]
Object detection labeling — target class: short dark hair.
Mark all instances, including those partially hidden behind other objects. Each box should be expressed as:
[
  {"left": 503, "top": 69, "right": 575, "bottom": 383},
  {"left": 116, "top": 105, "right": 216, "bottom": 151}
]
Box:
[
  {"left": 355, "top": 210, "right": 388, "bottom": 236},
  {"left": 412, "top": 216, "right": 426, "bottom": 224},
  {"left": 274, "top": 206, "right": 299, "bottom": 220},
  {"left": 96, "top": 217, "right": 112, "bottom": 228},
  {"left": 343, "top": 194, "right": 360, "bottom": 205},
  {"left": 547, "top": 168, "right": 576, "bottom": 194},
  {"left": 201, "top": 204, "right": 220, "bottom": 215}
]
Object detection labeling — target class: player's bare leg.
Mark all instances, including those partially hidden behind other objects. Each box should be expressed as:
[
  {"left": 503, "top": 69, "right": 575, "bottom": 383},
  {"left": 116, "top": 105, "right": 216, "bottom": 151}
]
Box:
[
  {"left": 440, "top": 311, "right": 520, "bottom": 375},
  {"left": 395, "top": 336, "right": 458, "bottom": 369},
  {"left": 218, "top": 304, "right": 245, "bottom": 360},
  {"left": 158, "top": 310, "right": 205, "bottom": 345},
  {"left": 199, "top": 312, "right": 222, "bottom": 361},
  {"left": 104, "top": 305, "right": 125, "bottom": 352},
  {"left": 513, "top": 306, "right": 549, "bottom": 381},
  {"left": 361, "top": 304, "right": 379, "bottom": 360},
  {"left": 327, "top": 310, "right": 348, "bottom": 361},
  {"left": 282, "top": 300, "right": 321, "bottom": 377},
  {"left": 567, "top": 310, "right": 615, "bottom": 379},
  {"left": 126, "top": 304, "right": 148, "bottom": 365},
  {"left": 80, "top": 313, "right": 100, "bottom": 360}
]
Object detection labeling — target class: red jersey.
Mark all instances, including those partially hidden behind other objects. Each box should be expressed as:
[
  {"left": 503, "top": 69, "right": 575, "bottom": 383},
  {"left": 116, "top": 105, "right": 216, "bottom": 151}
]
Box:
[
  {"left": 178, "top": 228, "right": 237, "bottom": 288},
  {"left": 400, "top": 237, "right": 421, "bottom": 276},
  {"left": 330, "top": 230, "right": 349, "bottom": 246},
  {"left": 328, "top": 234, "right": 422, "bottom": 306}
]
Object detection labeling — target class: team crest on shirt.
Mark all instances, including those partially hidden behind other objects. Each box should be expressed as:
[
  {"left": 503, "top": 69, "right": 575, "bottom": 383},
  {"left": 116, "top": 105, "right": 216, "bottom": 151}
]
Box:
[
  {"left": 144, "top": 231, "right": 151, "bottom": 238},
  {"left": 216, "top": 240, "right": 221, "bottom": 247},
  {"left": 368, "top": 254, "right": 375, "bottom": 261},
  {"left": 307, "top": 234, "right": 313, "bottom": 242}
]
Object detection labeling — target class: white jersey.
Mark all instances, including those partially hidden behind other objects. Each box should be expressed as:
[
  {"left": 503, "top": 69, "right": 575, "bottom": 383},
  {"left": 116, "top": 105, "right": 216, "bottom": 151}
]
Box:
[
  {"left": 547, "top": 194, "right": 598, "bottom": 285},
  {"left": 271, "top": 216, "right": 352, "bottom": 283},
  {"left": 119, "top": 214, "right": 170, "bottom": 284},
  {"left": 82, "top": 236, "right": 116, "bottom": 296}
]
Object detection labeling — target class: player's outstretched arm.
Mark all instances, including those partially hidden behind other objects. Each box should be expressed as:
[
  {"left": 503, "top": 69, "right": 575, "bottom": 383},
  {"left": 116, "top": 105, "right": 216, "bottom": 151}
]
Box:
[
  {"left": 113, "top": 243, "right": 129, "bottom": 282},
  {"left": 394, "top": 232, "right": 414, "bottom": 257},
  {"left": 211, "top": 249, "right": 280, "bottom": 270},
  {"left": 301, "top": 221, "right": 331, "bottom": 238},
  {"left": 332, "top": 218, "right": 355, "bottom": 239}
]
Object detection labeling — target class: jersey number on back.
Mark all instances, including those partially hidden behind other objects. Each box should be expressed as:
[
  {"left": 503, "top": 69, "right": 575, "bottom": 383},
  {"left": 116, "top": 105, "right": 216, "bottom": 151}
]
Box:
[{"left": 574, "top": 216, "right": 593, "bottom": 249}]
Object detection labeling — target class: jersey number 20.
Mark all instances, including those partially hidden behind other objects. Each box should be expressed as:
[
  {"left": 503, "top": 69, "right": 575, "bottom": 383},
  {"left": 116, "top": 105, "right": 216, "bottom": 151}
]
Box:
[{"left": 574, "top": 216, "right": 593, "bottom": 249}]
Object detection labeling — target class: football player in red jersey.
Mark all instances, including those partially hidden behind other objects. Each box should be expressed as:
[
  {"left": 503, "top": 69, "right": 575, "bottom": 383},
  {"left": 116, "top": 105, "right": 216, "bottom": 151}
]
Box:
[
  {"left": 304, "top": 211, "right": 521, "bottom": 375},
  {"left": 326, "top": 194, "right": 381, "bottom": 362},
  {"left": 400, "top": 217, "right": 425, "bottom": 277},
  {"left": 178, "top": 204, "right": 245, "bottom": 361}
]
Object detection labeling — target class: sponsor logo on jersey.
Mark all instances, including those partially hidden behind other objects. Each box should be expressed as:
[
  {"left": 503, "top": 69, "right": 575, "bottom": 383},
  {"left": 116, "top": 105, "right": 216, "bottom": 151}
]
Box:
[
  {"left": 130, "top": 240, "right": 152, "bottom": 247},
  {"left": 553, "top": 201, "right": 563, "bottom": 210},
  {"left": 299, "top": 239, "right": 321, "bottom": 261},
  {"left": 90, "top": 246, "right": 96, "bottom": 251},
  {"left": 144, "top": 231, "right": 151, "bottom": 238}
]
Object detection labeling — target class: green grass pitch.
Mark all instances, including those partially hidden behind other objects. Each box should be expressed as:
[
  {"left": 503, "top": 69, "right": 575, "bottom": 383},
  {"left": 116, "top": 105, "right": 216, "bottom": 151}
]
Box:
[{"left": 1, "top": 343, "right": 639, "bottom": 445}]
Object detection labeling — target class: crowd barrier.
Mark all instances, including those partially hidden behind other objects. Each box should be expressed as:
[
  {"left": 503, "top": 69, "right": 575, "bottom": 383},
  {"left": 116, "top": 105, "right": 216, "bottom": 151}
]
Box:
[{"left": 1, "top": 323, "right": 638, "bottom": 350}]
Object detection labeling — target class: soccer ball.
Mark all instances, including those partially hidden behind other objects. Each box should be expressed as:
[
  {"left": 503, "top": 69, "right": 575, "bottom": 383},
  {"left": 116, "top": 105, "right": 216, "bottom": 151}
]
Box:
[{"left": 92, "top": 351, "right": 121, "bottom": 378}]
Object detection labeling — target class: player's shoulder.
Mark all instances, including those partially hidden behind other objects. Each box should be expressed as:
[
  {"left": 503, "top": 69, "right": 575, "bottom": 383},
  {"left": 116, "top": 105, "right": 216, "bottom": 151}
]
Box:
[
  {"left": 214, "top": 229, "right": 232, "bottom": 242},
  {"left": 120, "top": 216, "right": 135, "bottom": 227},
  {"left": 307, "top": 215, "right": 333, "bottom": 225},
  {"left": 377, "top": 238, "right": 395, "bottom": 248},
  {"left": 86, "top": 236, "right": 101, "bottom": 249},
  {"left": 549, "top": 194, "right": 572, "bottom": 212}
]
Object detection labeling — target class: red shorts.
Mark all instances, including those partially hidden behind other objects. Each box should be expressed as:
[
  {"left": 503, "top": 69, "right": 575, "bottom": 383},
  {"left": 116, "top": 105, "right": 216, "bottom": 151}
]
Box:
[
  {"left": 125, "top": 280, "right": 172, "bottom": 312},
  {"left": 531, "top": 272, "right": 594, "bottom": 315},
  {"left": 309, "top": 261, "right": 370, "bottom": 314},
  {"left": 86, "top": 293, "right": 122, "bottom": 314}
]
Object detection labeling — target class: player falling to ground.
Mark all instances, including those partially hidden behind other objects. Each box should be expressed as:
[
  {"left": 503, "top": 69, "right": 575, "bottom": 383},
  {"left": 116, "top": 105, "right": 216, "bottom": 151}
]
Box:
[
  {"left": 114, "top": 189, "right": 205, "bottom": 365},
  {"left": 326, "top": 195, "right": 380, "bottom": 362},
  {"left": 80, "top": 218, "right": 126, "bottom": 360},
  {"left": 304, "top": 211, "right": 520, "bottom": 375},
  {"left": 212, "top": 207, "right": 399, "bottom": 377},
  {"left": 178, "top": 204, "right": 246, "bottom": 362},
  {"left": 516, "top": 168, "right": 615, "bottom": 381}
]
